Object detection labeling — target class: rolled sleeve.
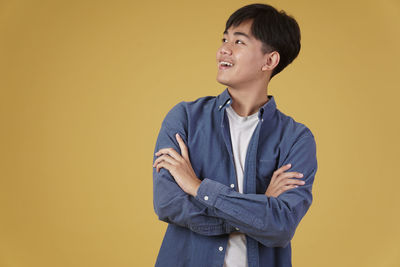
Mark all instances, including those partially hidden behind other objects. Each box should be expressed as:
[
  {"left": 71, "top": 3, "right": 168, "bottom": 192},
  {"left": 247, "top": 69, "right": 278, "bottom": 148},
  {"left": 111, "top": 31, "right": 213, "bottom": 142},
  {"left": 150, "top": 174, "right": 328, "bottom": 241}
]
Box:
[{"left": 195, "top": 178, "right": 227, "bottom": 207}]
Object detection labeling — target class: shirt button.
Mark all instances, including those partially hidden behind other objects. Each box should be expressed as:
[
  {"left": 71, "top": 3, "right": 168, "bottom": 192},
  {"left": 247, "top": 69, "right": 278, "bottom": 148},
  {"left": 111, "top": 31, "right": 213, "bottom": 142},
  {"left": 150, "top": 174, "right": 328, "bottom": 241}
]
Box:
[
  {"left": 235, "top": 227, "right": 240, "bottom": 231},
  {"left": 227, "top": 100, "right": 231, "bottom": 104},
  {"left": 219, "top": 246, "right": 224, "bottom": 251},
  {"left": 219, "top": 105, "right": 222, "bottom": 109},
  {"left": 230, "top": 184, "right": 235, "bottom": 188},
  {"left": 204, "top": 196, "right": 209, "bottom": 201}
]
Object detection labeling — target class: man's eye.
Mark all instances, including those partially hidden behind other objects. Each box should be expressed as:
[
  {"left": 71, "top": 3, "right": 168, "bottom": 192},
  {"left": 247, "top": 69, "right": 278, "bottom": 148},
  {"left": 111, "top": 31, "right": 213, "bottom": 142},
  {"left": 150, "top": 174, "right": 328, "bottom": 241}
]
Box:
[{"left": 221, "top": 38, "right": 244, "bottom": 45}]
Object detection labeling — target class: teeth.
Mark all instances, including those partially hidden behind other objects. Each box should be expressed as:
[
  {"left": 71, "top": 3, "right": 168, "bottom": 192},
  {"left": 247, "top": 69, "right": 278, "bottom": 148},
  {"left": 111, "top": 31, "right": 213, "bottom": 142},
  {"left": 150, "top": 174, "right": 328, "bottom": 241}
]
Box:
[{"left": 220, "top": 61, "right": 233, "bottom": 67}]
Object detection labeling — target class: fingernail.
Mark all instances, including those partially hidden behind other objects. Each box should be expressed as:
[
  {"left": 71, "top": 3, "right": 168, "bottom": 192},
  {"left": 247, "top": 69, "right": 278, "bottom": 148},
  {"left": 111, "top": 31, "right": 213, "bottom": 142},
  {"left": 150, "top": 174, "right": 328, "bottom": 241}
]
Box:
[
  {"left": 299, "top": 173, "right": 303, "bottom": 177},
  {"left": 176, "top": 133, "right": 180, "bottom": 138},
  {"left": 287, "top": 163, "right": 291, "bottom": 167},
  {"left": 301, "top": 181, "right": 305, "bottom": 184}
]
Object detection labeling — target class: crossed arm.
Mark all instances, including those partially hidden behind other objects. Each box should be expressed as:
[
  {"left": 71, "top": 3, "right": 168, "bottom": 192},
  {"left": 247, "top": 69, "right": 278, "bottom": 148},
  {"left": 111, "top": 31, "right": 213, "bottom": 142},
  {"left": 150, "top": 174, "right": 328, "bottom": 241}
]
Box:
[{"left": 152, "top": 118, "right": 317, "bottom": 247}]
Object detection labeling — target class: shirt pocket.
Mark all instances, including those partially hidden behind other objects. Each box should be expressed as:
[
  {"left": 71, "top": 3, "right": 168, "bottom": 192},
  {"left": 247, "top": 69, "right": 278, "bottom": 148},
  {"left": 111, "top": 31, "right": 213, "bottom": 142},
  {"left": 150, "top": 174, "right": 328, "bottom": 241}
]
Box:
[{"left": 256, "top": 158, "right": 278, "bottom": 194}]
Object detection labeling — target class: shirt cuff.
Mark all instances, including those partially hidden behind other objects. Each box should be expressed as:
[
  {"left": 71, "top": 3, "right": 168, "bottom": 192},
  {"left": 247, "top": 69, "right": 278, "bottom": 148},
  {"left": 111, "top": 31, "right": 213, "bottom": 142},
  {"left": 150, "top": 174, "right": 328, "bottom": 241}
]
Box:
[{"left": 195, "top": 178, "right": 227, "bottom": 208}]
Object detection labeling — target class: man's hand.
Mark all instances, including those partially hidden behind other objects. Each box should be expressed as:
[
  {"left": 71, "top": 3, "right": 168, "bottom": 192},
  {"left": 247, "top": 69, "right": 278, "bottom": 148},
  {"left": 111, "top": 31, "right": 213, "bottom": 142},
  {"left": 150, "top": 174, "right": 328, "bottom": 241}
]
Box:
[
  {"left": 265, "top": 163, "right": 305, "bottom": 197},
  {"left": 153, "top": 133, "right": 201, "bottom": 197}
]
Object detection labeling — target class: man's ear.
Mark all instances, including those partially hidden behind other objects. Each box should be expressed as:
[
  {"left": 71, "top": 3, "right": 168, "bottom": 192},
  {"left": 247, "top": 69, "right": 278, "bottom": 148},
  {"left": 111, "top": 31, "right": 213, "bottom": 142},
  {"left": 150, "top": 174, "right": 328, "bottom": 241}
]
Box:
[{"left": 261, "top": 51, "right": 280, "bottom": 71}]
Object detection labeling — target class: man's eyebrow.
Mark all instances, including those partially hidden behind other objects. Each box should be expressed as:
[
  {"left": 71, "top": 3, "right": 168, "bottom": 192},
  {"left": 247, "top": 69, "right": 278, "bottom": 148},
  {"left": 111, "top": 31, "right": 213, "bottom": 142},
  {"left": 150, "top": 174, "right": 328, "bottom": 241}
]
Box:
[{"left": 223, "top": 30, "right": 251, "bottom": 40}]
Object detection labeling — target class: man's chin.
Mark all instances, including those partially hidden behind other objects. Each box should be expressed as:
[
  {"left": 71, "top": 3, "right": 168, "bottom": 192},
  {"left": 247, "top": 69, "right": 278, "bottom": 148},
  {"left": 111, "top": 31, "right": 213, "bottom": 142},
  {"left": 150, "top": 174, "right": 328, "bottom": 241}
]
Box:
[{"left": 216, "top": 77, "right": 233, "bottom": 87}]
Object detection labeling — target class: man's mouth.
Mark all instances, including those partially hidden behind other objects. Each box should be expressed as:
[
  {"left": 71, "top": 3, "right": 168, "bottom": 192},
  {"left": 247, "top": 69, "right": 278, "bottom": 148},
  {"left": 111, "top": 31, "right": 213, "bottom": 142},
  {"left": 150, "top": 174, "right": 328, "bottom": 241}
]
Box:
[{"left": 219, "top": 61, "right": 234, "bottom": 70}]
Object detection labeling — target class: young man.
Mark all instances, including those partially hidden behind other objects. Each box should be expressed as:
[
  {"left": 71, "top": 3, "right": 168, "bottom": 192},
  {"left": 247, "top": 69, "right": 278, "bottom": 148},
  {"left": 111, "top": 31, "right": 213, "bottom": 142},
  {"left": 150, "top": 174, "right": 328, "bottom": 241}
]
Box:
[{"left": 152, "top": 3, "right": 318, "bottom": 267}]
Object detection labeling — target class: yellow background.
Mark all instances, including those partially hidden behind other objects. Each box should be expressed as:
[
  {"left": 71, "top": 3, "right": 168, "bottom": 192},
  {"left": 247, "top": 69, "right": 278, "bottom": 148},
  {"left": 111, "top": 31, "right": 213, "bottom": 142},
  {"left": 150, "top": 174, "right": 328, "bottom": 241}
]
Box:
[{"left": 1, "top": 0, "right": 399, "bottom": 266}]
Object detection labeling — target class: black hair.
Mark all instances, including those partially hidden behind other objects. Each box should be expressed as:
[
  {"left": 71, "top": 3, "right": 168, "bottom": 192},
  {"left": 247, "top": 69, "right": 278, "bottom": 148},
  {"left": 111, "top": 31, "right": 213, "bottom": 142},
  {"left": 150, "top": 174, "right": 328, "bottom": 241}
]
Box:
[{"left": 224, "top": 3, "right": 301, "bottom": 79}]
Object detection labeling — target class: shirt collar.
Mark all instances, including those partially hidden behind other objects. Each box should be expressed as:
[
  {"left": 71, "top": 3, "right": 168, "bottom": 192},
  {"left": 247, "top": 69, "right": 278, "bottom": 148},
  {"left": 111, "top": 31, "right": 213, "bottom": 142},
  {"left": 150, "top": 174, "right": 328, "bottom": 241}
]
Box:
[{"left": 216, "top": 87, "right": 277, "bottom": 122}]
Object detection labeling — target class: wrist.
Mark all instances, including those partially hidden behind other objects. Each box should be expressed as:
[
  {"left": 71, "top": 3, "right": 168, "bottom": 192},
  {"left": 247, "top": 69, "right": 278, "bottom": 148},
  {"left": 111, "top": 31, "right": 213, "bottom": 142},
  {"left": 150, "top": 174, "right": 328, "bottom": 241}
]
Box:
[{"left": 190, "top": 179, "right": 202, "bottom": 197}]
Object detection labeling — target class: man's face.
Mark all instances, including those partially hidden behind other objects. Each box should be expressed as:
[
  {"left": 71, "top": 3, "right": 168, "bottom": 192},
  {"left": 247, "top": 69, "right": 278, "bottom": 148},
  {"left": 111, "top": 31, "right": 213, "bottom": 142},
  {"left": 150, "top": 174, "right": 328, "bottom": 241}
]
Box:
[{"left": 216, "top": 19, "right": 268, "bottom": 88}]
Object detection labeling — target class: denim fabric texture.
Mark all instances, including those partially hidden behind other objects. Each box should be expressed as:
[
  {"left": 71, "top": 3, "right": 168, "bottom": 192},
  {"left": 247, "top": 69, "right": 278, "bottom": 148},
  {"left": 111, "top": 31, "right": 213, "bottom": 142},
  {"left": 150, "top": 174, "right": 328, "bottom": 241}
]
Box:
[{"left": 153, "top": 88, "right": 318, "bottom": 267}]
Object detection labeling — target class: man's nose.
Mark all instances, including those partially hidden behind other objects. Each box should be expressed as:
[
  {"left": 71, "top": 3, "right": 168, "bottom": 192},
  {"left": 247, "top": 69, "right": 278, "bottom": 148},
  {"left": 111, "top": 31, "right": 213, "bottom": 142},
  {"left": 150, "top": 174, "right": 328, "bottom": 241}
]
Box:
[{"left": 219, "top": 44, "right": 232, "bottom": 55}]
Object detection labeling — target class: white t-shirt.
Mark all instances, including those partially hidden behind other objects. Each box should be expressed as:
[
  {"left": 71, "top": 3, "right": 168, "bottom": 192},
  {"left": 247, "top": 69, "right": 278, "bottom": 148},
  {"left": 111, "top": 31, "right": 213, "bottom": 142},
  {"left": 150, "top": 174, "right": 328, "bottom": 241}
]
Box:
[{"left": 223, "top": 104, "right": 260, "bottom": 267}]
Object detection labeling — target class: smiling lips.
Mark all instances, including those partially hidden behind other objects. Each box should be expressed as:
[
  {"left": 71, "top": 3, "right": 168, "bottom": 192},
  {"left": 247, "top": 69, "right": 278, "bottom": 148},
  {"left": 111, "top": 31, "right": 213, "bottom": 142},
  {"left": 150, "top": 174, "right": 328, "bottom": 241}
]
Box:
[{"left": 218, "top": 60, "right": 234, "bottom": 70}]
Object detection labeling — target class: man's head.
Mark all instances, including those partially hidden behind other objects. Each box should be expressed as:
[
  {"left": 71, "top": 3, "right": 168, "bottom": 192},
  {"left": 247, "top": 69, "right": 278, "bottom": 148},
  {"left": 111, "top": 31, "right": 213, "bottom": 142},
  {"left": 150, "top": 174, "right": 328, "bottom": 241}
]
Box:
[{"left": 216, "top": 3, "right": 301, "bottom": 87}]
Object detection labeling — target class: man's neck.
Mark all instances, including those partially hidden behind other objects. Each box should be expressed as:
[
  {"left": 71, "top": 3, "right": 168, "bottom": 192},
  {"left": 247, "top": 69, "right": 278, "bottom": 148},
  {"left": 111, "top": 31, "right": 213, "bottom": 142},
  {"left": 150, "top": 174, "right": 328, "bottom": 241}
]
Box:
[{"left": 227, "top": 86, "right": 269, "bottom": 117}]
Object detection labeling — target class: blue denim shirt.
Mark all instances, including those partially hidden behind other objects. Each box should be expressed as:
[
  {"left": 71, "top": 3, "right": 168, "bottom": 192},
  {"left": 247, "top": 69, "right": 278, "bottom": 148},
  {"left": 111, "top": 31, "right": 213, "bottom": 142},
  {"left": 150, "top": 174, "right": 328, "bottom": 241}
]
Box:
[{"left": 153, "top": 88, "right": 318, "bottom": 267}]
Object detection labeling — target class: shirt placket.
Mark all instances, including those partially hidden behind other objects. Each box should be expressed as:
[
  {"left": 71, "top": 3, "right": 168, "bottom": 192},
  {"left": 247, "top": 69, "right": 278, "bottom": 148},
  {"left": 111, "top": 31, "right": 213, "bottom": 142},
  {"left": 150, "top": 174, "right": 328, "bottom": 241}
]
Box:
[
  {"left": 220, "top": 106, "right": 238, "bottom": 189},
  {"left": 244, "top": 120, "right": 262, "bottom": 267},
  {"left": 220, "top": 104, "right": 263, "bottom": 267}
]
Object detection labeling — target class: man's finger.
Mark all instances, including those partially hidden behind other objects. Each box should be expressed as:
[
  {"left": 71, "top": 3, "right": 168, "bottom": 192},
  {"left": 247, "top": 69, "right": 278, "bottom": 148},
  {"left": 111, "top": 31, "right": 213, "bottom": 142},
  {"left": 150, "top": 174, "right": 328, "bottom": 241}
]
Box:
[
  {"left": 156, "top": 161, "right": 173, "bottom": 173},
  {"left": 175, "top": 133, "right": 189, "bottom": 160},
  {"left": 153, "top": 154, "right": 176, "bottom": 167},
  {"left": 277, "top": 171, "right": 303, "bottom": 181},
  {"left": 277, "top": 176, "right": 305, "bottom": 188},
  {"left": 282, "top": 185, "right": 298, "bottom": 191},
  {"left": 273, "top": 163, "right": 292, "bottom": 177},
  {"left": 266, "top": 183, "right": 298, "bottom": 198},
  {"left": 283, "top": 178, "right": 305, "bottom": 186},
  {"left": 155, "top": 147, "right": 182, "bottom": 161}
]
